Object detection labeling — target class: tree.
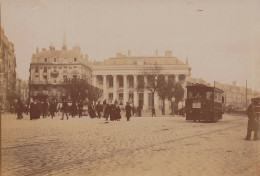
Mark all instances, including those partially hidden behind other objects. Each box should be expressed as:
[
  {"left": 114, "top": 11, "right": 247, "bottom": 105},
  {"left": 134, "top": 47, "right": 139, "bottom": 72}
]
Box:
[
  {"left": 156, "top": 77, "right": 169, "bottom": 115},
  {"left": 67, "top": 78, "right": 103, "bottom": 104},
  {"left": 87, "top": 85, "right": 103, "bottom": 105},
  {"left": 137, "top": 64, "right": 162, "bottom": 107},
  {"left": 166, "top": 78, "right": 184, "bottom": 115}
]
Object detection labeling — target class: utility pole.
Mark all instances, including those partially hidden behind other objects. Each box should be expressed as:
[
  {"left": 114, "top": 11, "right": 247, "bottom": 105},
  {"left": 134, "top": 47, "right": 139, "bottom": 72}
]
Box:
[{"left": 246, "top": 80, "right": 248, "bottom": 108}]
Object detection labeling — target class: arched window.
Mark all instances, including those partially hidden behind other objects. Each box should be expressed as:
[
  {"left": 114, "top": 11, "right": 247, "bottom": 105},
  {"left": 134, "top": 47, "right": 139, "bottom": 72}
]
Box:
[
  {"left": 54, "top": 58, "right": 57, "bottom": 62},
  {"left": 44, "top": 58, "right": 47, "bottom": 62},
  {"left": 74, "top": 58, "right": 77, "bottom": 62}
]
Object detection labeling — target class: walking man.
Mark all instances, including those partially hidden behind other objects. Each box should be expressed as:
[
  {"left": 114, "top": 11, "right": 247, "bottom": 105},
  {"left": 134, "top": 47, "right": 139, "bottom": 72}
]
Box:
[
  {"left": 42, "top": 100, "right": 49, "bottom": 118},
  {"left": 16, "top": 99, "right": 24, "bottom": 119},
  {"left": 125, "top": 102, "right": 132, "bottom": 121},
  {"left": 245, "top": 99, "right": 259, "bottom": 140},
  {"left": 152, "top": 106, "right": 156, "bottom": 117},
  {"left": 78, "top": 101, "right": 83, "bottom": 118},
  {"left": 49, "top": 100, "right": 57, "bottom": 119},
  {"left": 30, "top": 99, "right": 36, "bottom": 120},
  {"left": 96, "top": 101, "right": 102, "bottom": 118},
  {"left": 61, "top": 100, "right": 69, "bottom": 120}
]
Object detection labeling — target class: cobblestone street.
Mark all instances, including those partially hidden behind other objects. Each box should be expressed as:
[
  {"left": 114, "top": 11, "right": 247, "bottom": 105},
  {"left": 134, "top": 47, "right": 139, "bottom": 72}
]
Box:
[{"left": 1, "top": 114, "right": 260, "bottom": 176}]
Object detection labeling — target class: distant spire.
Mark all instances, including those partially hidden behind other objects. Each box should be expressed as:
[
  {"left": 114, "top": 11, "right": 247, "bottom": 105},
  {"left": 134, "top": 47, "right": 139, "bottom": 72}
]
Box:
[{"left": 62, "top": 32, "right": 67, "bottom": 50}]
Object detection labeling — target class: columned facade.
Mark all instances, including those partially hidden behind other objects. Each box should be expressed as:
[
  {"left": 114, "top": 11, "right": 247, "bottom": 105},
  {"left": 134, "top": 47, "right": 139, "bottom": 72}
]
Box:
[
  {"left": 93, "top": 73, "right": 188, "bottom": 109},
  {"left": 92, "top": 50, "right": 191, "bottom": 112}
]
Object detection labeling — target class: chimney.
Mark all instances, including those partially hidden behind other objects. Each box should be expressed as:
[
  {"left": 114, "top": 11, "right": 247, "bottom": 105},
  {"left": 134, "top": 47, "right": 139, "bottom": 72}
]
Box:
[
  {"left": 36, "top": 47, "right": 39, "bottom": 54},
  {"left": 165, "top": 50, "right": 172, "bottom": 57},
  {"left": 128, "top": 50, "right": 131, "bottom": 57},
  {"left": 155, "top": 50, "right": 158, "bottom": 57},
  {"left": 85, "top": 54, "right": 88, "bottom": 61}
]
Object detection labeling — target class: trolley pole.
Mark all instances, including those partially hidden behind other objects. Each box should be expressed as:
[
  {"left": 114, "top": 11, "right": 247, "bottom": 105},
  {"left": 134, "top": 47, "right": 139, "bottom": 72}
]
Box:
[{"left": 246, "top": 80, "right": 248, "bottom": 108}]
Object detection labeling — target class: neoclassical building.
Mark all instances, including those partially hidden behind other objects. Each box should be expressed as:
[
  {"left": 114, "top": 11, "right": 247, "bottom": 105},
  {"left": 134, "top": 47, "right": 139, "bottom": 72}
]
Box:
[
  {"left": 29, "top": 38, "right": 191, "bottom": 112},
  {"left": 29, "top": 39, "right": 91, "bottom": 102},
  {"left": 92, "top": 50, "right": 191, "bottom": 112},
  {"left": 0, "top": 27, "right": 17, "bottom": 111}
]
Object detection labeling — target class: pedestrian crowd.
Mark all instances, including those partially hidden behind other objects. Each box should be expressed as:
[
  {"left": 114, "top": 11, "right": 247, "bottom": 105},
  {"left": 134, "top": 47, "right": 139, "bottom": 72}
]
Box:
[{"left": 14, "top": 98, "right": 143, "bottom": 122}]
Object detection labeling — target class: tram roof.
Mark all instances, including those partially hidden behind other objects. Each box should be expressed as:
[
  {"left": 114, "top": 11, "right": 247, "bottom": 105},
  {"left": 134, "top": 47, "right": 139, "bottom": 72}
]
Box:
[
  {"left": 186, "top": 84, "right": 224, "bottom": 93},
  {"left": 252, "top": 97, "right": 260, "bottom": 102}
]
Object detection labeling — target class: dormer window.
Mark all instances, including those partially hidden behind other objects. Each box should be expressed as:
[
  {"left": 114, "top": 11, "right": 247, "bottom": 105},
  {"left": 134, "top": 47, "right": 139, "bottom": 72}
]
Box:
[
  {"left": 74, "top": 58, "right": 77, "bottom": 62},
  {"left": 44, "top": 58, "right": 47, "bottom": 62},
  {"left": 54, "top": 58, "right": 57, "bottom": 62}
]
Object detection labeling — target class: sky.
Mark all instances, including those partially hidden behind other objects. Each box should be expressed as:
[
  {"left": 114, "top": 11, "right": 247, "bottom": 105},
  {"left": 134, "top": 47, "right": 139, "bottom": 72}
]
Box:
[{"left": 1, "top": 0, "right": 260, "bottom": 90}]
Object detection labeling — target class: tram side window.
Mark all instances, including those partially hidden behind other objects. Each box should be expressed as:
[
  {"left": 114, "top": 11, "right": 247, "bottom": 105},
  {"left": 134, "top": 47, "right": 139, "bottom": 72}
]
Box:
[
  {"left": 214, "top": 92, "right": 222, "bottom": 102},
  {"left": 206, "top": 92, "right": 213, "bottom": 100}
]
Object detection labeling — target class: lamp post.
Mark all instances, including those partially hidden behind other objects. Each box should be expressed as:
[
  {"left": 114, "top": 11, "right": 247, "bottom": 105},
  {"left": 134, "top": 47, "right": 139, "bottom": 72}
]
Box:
[{"left": 171, "top": 97, "right": 175, "bottom": 116}]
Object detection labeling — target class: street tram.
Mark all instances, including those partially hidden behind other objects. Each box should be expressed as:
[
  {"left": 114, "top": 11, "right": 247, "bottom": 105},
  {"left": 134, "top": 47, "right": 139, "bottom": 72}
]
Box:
[{"left": 185, "top": 84, "right": 224, "bottom": 122}]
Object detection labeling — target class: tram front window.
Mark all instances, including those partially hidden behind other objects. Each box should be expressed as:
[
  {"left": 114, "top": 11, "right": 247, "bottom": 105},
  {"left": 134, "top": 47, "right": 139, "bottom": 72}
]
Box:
[{"left": 188, "top": 91, "right": 203, "bottom": 100}]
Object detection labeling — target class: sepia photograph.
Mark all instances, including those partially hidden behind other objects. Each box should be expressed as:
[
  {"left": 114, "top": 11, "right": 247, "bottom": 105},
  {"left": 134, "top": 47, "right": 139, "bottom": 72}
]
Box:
[{"left": 0, "top": 0, "right": 260, "bottom": 175}]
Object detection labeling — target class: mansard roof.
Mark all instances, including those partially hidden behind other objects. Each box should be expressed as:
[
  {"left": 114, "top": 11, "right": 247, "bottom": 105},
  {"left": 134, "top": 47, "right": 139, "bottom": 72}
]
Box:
[{"left": 33, "top": 49, "right": 82, "bottom": 59}]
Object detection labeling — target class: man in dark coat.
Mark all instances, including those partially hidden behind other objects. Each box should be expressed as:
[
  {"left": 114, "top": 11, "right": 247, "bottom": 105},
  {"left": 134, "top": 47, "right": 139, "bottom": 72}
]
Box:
[
  {"left": 78, "top": 101, "right": 83, "bottom": 118},
  {"left": 36, "top": 100, "right": 42, "bottom": 119},
  {"left": 71, "top": 102, "right": 77, "bottom": 118},
  {"left": 49, "top": 100, "right": 57, "bottom": 119},
  {"left": 110, "top": 102, "right": 117, "bottom": 121},
  {"left": 104, "top": 103, "right": 110, "bottom": 121},
  {"left": 137, "top": 105, "right": 143, "bottom": 117},
  {"left": 42, "top": 100, "right": 49, "bottom": 118},
  {"left": 116, "top": 105, "right": 121, "bottom": 121},
  {"left": 61, "top": 100, "right": 69, "bottom": 120},
  {"left": 151, "top": 106, "right": 156, "bottom": 117},
  {"left": 245, "top": 100, "right": 258, "bottom": 140},
  {"left": 30, "top": 100, "right": 36, "bottom": 120},
  {"left": 125, "top": 102, "right": 132, "bottom": 121},
  {"left": 88, "top": 102, "right": 96, "bottom": 118},
  {"left": 16, "top": 99, "right": 24, "bottom": 119},
  {"left": 96, "top": 101, "right": 103, "bottom": 118}
]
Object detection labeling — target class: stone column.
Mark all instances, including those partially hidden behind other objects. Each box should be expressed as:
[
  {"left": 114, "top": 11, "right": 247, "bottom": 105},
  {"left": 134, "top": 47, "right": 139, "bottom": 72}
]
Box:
[
  {"left": 143, "top": 75, "right": 148, "bottom": 109},
  {"left": 103, "top": 75, "right": 107, "bottom": 100},
  {"left": 113, "top": 75, "right": 117, "bottom": 102},
  {"left": 92, "top": 75, "right": 97, "bottom": 87},
  {"left": 123, "top": 75, "right": 127, "bottom": 105},
  {"left": 134, "top": 75, "right": 138, "bottom": 106},
  {"left": 165, "top": 75, "right": 169, "bottom": 82},
  {"left": 174, "top": 74, "right": 179, "bottom": 82}
]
